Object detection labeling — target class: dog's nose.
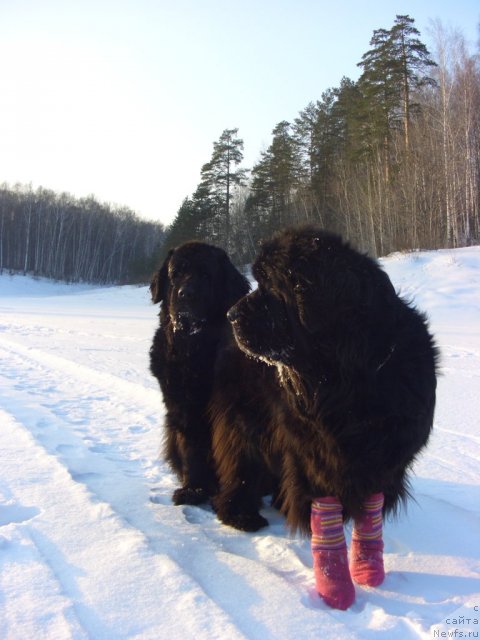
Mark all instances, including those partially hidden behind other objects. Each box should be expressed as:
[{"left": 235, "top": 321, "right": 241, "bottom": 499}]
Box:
[{"left": 227, "top": 305, "right": 239, "bottom": 322}]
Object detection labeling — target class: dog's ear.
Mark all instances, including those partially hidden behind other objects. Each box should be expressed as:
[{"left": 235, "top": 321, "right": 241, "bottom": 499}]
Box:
[
  {"left": 220, "top": 251, "right": 251, "bottom": 312},
  {"left": 150, "top": 249, "right": 174, "bottom": 304}
]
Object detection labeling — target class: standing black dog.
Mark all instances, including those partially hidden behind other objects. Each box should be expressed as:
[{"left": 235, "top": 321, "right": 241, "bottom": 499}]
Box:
[
  {"left": 227, "top": 225, "right": 438, "bottom": 608},
  {"left": 228, "top": 226, "right": 438, "bottom": 526},
  {"left": 149, "top": 241, "right": 250, "bottom": 507}
]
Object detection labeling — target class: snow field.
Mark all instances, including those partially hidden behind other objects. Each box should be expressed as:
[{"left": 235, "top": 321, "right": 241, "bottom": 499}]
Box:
[{"left": 0, "top": 247, "right": 479, "bottom": 639}]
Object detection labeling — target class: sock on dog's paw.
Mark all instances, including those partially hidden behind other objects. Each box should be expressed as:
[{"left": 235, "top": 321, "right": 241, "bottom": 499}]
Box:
[
  {"left": 311, "top": 497, "right": 355, "bottom": 610},
  {"left": 350, "top": 492, "right": 385, "bottom": 587},
  {"left": 350, "top": 539, "right": 385, "bottom": 586},
  {"left": 313, "top": 548, "right": 355, "bottom": 610}
]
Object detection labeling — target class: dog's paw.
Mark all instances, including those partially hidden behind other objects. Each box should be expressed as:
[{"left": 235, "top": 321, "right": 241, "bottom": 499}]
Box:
[
  {"left": 172, "top": 486, "right": 208, "bottom": 506},
  {"left": 218, "top": 511, "right": 269, "bottom": 532}
]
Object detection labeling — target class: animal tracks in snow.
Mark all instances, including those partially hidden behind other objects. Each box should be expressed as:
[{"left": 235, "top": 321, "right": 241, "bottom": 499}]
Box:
[
  {"left": 0, "top": 330, "right": 320, "bottom": 636},
  {"left": 0, "top": 503, "right": 40, "bottom": 527}
]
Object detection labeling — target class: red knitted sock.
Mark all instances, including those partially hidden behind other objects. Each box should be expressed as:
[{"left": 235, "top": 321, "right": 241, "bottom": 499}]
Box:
[
  {"left": 311, "top": 497, "right": 355, "bottom": 610},
  {"left": 350, "top": 492, "right": 385, "bottom": 587}
]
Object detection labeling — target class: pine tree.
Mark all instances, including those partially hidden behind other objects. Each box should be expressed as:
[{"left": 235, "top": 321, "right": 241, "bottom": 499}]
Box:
[
  {"left": 293, "top": 102, "right": 321, "bottom": 184},
  {"left": 163, "top": 128, "right": 247, "bottom": 254},
  {"left": 357, "top": 15, "right": 436, "bottom": 153},
  {"left": 357, "top": 27, "right": 399, "bottom": 155},
  {"left": 199, "top": 128, "right": 248, "bottom": 249},
  {"left": 265, "top": 120, "right": 302, "bottom": 226},
  {"left": 331, "top": 77, "right": 365, "bottom": 159},
  {"left": 246, "top": 121, "right": 302, "bottom": 240},
  {"left": 389, "top": 15, "right": 437, "bottom": 149},
  {"left": 162, "top": 198, "right": 199, "bottom": 256}
]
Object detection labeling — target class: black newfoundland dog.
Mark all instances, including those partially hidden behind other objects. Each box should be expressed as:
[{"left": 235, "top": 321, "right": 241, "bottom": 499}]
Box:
[
  {"left": 228, "top": 225, "right": 438, "bottom": 529},
  {"left": 149, "top": 241, "right": 250, "bottom": 507},
  {"left": 227, "top": 226, "right": 438, "bottom": 608}
]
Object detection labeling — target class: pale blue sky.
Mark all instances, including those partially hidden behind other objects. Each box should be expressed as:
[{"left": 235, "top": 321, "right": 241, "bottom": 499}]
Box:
[{"left": 0, "top": 0, "right": 478, "bottom": 225}]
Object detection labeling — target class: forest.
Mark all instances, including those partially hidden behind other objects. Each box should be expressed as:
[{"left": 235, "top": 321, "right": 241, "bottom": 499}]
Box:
[
  {"left": 0, "top": 184, "right": 165, "bottom": 283},
  {"left": 165, "top": 15, "right": 480, "bottom": 265},
  {"left": 1, "top": 15, "right": 478, "bottom": 282}
]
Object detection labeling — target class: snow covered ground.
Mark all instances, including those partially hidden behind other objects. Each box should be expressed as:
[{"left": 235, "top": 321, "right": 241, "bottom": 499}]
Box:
[{"left": 0, "top": 247, "right": 479, "bottom": 640}]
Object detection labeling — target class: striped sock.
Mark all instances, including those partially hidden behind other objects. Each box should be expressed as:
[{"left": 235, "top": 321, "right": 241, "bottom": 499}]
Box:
[
  {"left": 311, "top": 497, "right": 355, "bottom": 610},
  {"left": 350, "top": 492, "right": 385, "bottom": 587}
]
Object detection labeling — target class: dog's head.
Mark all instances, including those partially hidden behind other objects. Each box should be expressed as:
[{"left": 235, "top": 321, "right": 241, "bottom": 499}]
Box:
[
  {"left": 151, "top": 241, "right": 250, "bottom": 335},
  {"left": 228, "top": 226, "right": 396, "bottom": 370}
]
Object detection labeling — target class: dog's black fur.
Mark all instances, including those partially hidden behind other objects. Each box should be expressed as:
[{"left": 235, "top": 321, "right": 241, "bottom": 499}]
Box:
[
  {"left": 228, "top": 226, "right": 439, "bottom": 534},
  {"left": 149, "top": 241, "right": 251, "bottom": 507},
  {"left": 207, "top": 344, "right": 285, "bottom": 531}
]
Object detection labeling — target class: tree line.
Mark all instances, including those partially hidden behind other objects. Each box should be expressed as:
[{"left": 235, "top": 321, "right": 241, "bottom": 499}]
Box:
[
  {"left": 164, "top": 15, "right": 480, "bottom": 263},
  {"left": 0, "top": 183, "right": 165, "bottom": 283},
  {"left": 2, "top": 15, "right": 478, "bottom": 283}
]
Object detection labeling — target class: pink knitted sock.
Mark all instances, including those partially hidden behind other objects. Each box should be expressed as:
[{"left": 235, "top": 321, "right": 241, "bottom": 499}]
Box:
[
  {"left": 311, "top": 497, "right": 355, "bottom": 610},
  {"left": 350, "top": 492, "right": 385, "bottom": 587}
]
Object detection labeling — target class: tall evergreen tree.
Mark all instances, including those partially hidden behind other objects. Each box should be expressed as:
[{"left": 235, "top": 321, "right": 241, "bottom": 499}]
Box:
[
  {"left": 246, "top": 121, "right": 301, "bottom": 240},
  {"left": 294, "top": 91, "right": 346, "bottom": 215},
  {"left": 331, "top": 77, "right": 365, "bottom": 158},
  {"left": 199, "top": 128, "right": 247, "bottom": 249},
  {"left": 162, "top": 197, "right": 199, "bottom": 256},
  {"left": 357, "top": 27, "right": 399, "bottom": 155},
  {"left": 389, "top": 15, "right": 437, "bottom": 148},
  {"left": 357, "top": 15, "right": 436, "bottom": 153},
  {"left": 163, "top": 128, "right": 247, "bottom": 255}
]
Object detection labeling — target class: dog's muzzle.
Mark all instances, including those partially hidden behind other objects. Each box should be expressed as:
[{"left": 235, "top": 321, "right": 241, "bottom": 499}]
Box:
[{"left": 172, "top": 312, "right": 206, "bottom": 335}]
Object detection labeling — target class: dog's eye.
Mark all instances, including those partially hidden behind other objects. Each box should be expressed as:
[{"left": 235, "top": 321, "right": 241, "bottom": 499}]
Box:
[
  {"left": 170, "top": 269, "right": 180, "bottom": 280},
  {"left": 170, "top": 260, "right": 189, "bottom": 279}
]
